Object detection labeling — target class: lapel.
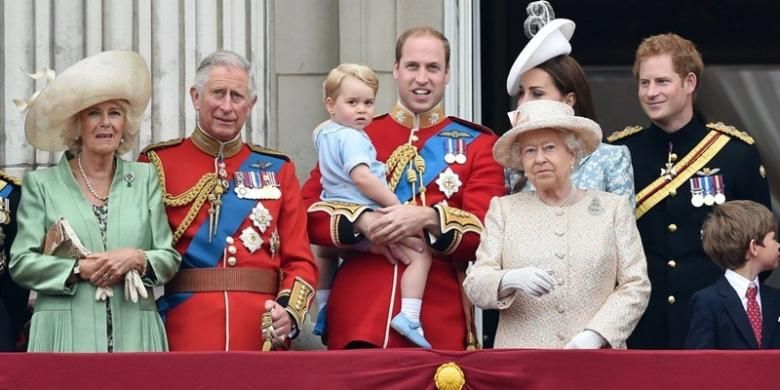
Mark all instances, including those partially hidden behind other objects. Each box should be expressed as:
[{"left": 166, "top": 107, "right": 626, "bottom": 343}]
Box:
[
  {"left": 716, "top": 276, "right": 759, "bottom": 348},
  {"left": 54, "top": 155, "right": 104, "bottom": 252},
  {"left": 105, "top": 158, "right": 130, "bottom": 251},
  {"left": 760, "top": 284, "right": 780, "bottom": 348}
]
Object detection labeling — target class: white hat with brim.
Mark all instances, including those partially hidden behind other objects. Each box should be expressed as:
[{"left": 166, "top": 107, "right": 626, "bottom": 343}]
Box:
[
  {"left": 506, "top": 18, "right": 576, "bottom": 96},
  {"left": 24, "top": 50, "right": 151, "bottom": 152},
  {"left": 493, "top": 100, "right": 602, "bottom": 170}
]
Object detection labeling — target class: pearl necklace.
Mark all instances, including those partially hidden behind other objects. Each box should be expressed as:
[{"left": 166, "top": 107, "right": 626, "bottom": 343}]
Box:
[
  {"left": 77, "top": 154, "right": 109, "bottom": 202},
  {"left": 537, "top": 186, "right": 576, "bottom": 208}
]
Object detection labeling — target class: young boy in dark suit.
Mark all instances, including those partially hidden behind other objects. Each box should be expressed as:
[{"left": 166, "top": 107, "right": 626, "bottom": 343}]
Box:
[{"left": 685, "top": 200, "right": 780, "bottom": 349}]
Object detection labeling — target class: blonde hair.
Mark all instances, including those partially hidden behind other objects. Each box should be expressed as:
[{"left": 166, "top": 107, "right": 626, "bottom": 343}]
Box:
[
  {"left": 633, "top": 33, "right": 703, "bottom": 93},
  {"left": 322, "top": 63, "right": 379, "bottom": 102},
  {"left": 63, "top": 99, "right": 140, "bottom": 155},
  {"left": 702, "top": 200, "right": 777, "bottom": 270}
]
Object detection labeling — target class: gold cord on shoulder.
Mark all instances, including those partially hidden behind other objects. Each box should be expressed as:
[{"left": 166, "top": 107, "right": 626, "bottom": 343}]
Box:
[
  {"left": 147, "top": 151, "right": 217, "bottom": 243},
  {"left": 385, "top": 144, "right": 426, "bottom": 206}
]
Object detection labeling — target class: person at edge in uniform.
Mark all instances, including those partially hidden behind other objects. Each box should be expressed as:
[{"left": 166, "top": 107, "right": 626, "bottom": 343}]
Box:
[
  {"left": 0, "top": 171, "right": 29, "bottom": 351},
  {"left": 302, "top": 26, "right": 506, "bottom": 350},
  {"left": 609, "top": 33, "right": 771, "bottom": 349},
  {"left": 505, "top": 4, "right": 634, "bottom": 206},
  {"left": 139, "top": 50, "right": 317, "bottom": 351}
]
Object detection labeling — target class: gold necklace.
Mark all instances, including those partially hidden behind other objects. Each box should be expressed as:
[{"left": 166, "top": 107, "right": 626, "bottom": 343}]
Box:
[{"left": 78, "top": 153, "right": 109, "bottom": 201}]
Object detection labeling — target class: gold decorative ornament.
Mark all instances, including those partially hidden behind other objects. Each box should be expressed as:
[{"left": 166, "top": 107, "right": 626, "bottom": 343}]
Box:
[
  {"left": 706, "top": 122, "right": 754, "bottom": 144},
  {"left": 434, "top": 362, "right": 465, "bottom": 390},
  {"left": 606, "top": 125, "right": 643, "bottom": 143}
]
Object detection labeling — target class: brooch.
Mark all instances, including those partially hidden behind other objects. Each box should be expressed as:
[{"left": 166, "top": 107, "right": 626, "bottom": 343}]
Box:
[
  {"left": 239, "top": 226, "right": 263, "bottom": 253},
  {"left": 249, "top": 203, "right": 273, "bottom": 233}
]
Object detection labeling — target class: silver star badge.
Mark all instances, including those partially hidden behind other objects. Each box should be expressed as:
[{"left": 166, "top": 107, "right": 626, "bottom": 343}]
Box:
[
  {"left": 435, "top": 167, "right": 462, "bottom": 198},
  {"left": 249, "top": 203, "right": 273, "bottom": 233},
  {"left": 239, "top": 226, "right": 263, "bottom": 253}
]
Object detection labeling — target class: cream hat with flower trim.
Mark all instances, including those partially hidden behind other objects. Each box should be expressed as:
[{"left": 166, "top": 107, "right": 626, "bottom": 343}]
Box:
[
  {"left": 493, "top": 100, "right": 601, "bottom": 170},
  {"left": 23, "top": 50, "right": 151, "bottom": 152}
]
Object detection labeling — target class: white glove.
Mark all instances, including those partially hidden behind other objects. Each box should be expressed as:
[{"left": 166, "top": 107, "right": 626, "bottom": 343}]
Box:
[
  {"left": 95, "top": 286, "right": 114, "bottom": 301},
  {"left": 124, "top": 270, "right": 148, "bottom": 303},
  {"left": 499, "top": 267, "right": 555, "bottom": 297},
  {"left": 565, "top": 330, "right": 606, "bottom": 349}
]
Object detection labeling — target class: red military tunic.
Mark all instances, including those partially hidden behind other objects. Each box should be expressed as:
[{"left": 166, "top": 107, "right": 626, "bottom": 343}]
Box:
[
  {"left": 140, "top": 127, "right": 317, "bottom": 351},
  {"left": 302, "top": 102, "right": 505, "bottom": 350}
]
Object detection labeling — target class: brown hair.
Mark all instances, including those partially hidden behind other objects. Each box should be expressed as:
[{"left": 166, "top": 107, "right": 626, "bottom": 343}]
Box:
[
  {"left": 536, "top": 55, "right": 598, "bottom": 122},
  {"left": 322, "top": 63, "right": 379, "bottom": 102},
  {"left": 395, "top": 26, "right": 450, "bottom": 68},
  {"left": 702, "top": 200, "right": 777, "bottom": 270},
  {"left": 633, "top": 33, "right": 703, "bottom": 92}
]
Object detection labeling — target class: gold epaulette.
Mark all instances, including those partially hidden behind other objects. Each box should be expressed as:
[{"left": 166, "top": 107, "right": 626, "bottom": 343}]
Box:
[
  {"left": 249, "top": 144, "right": 290, "bottom": 161},
  {"left": 0, "top": 171, "right": 21, "bottom": 186},
  {"left": 140, "top": 138, "right": 184, "bottom": 155},
  {"left": 606, "top": 125, "right": 643, "bottom": 143},
  {"left": 706, "top": 122, "right": 754, "bottom": 145}
]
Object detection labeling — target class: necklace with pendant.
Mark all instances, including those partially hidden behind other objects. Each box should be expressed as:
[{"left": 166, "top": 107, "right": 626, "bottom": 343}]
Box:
[{"left": 78, "top": 153, "right": 109, "bottom": 201}]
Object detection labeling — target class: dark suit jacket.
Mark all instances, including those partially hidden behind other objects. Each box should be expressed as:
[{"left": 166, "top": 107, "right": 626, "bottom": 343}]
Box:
[{"left": 685, "top": 276, "right": 780, "bottom": 349}]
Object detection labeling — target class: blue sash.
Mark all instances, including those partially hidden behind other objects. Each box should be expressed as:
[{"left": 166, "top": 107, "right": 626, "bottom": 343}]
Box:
[
  {"left": 0, "top": 181, "right": 12, "bottom": 198},
  {"left": 160, "top": 151, "right": 285, "bottom": 316},
  {"left": 393, "top": 122, "right": 480, "bottom": 202}
]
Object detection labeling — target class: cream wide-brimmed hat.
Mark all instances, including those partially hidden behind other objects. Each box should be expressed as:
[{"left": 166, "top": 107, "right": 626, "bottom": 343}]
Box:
[
  {"left": 506, "top": 18, "right": 575, "bottom": 96},
  {"left": 493, "top": 100, "right": 601, "bottom": 170},
  {"left": 23, "top": 50, "right": 151, "bottom": 152}
]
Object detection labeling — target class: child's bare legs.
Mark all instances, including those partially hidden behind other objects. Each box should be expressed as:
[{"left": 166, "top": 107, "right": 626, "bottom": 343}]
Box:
[{"left": 312, "top": 245, "right": 339, "bottom": 335}]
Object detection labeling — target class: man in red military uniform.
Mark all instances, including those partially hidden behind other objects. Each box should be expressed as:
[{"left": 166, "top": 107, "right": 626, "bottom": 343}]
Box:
[
  {"left": 140, "top": 50, "right": 317, "bottom": 351},
  {"left": 302, "top": 27, "right": 505, "bottom": 350}
]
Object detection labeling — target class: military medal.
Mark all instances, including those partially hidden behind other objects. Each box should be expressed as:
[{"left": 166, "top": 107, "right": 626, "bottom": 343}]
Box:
[
  {"left": 234, "top": 172, "right": 250, "bottom": 198},
  {"left": 659, "top": 142, "right": 677, "bottom": 181},
  {"left": 240, "top": 226, "right": 263, "bottom": 253},
  {"left": 259, "top": 172, "right": 282, "bottom": 200},
  {"left": 0, "top": 198, "right": 9, "bottom": 225},
  {"left": 702, "top": 176, "right": 715, "bottom": 206},
  {"left": 249, "top": 203, "right": 273, "bottom": 233},
  {"left": 444, "top": 139, "right": 456, "bottom": 164},
  {"left": 712, "top": 175, "right": 726, "bottom": 204},
  {"left": 269, "top": 229, "right": 280, "bottom": 259},
  {"left": 435, "top": 167, "right": 462, "bottom": 198},
  {"left": 689, "top": 177, "right": 704, "bottom": 208},
  {"left": 454, "top": 139, "right": 467, "bottom": 165}
]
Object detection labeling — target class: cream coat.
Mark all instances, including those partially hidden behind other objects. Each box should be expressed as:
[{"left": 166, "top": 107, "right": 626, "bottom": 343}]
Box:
[{"left": 464, "top": 190, "right": 650, "bottom": 348}]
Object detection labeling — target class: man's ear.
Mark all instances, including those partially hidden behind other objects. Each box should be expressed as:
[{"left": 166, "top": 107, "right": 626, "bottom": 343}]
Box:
[{"left": 683, "top": 72, "right": 697, "bottom": 94}]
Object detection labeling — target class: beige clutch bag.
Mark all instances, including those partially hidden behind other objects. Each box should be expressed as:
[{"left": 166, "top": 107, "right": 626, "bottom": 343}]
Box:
[{"left": 43, "top": 218, "right": 91, "bottom": 258}]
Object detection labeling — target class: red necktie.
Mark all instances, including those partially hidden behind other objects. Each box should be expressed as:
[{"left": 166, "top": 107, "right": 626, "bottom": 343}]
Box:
[{"left": 746, "top": 284, "right": 763, "bottom": 347}]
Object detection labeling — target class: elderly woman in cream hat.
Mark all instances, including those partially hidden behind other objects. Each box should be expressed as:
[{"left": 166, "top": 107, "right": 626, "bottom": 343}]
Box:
[
  {"left": 10, "top": 50, "right": 180, "bottom": 352},
  {"left": 463, "top": 100, "right": 649, "bottom": 349}
]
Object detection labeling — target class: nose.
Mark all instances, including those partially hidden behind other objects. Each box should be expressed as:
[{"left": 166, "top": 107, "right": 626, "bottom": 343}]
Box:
[
  {"left": 533, "top": 149, "right": 547, "bottom": 164},
  {"left": 218, "top": 94, "right": 233, "bottom": 111},
  {"left": 414, "top": 69, "right": 428, "bottom": 84},
  {"left": 645, "top": 82, "right": 659, "bottom": 98},
  {"left": 99, "top": 113, "right": 111, "bottom": 127}
]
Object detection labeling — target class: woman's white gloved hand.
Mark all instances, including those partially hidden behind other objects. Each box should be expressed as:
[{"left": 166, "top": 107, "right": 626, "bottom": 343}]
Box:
[
  {"left": 499, "top": 266, "right": 555, "bottom": 297},
  {"left": 565, "top": 329, "right": 606, "bottom": 349},
  {"left": 95, "top": 286, "right": 113, "bottom": 301},
  {"left": 124, "top": 270, "right": 148, "bottom": 303}
]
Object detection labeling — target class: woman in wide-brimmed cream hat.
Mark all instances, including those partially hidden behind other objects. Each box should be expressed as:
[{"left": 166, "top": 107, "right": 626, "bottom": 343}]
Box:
[
  {"left": 10, "top": 50, "right": 181, "bottom": 352},
  {"left": 464, "top": 99, "right": 650, "bottom": 349}
]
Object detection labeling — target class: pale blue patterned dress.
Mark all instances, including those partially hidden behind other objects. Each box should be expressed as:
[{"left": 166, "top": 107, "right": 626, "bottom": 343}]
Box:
[{"left": 507, "top": 143, "right": 636, "bottom": 208}]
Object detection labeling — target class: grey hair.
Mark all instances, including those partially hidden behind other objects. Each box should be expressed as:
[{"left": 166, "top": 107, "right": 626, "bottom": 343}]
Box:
[
  {"left": 558, "top": 129, "right": 585, "bottom": 166},
  {"left": 63, "top": 99, "right": 140, "bottom": 155},
  {"left": 193, "top": 50, "right": 256, "bottom": 99}
]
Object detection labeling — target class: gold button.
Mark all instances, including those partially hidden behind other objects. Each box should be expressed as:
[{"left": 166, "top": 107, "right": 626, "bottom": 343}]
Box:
[
  {"left": 668, "top": 224, "right": 677, "bottom": 233},
  {"left": 667, "top": 295, "right": 676, "bottom": 304},
  {"left": 669, "top": 188, "right": 677, "bottom": 197},
  {"left": 410, "top": 135, "right": 419, "bottom": 142},
  {"left": 227, "top": 256, "right": 237, "bottom": 266},
  {"left": 670, "top": 153, "right": 678, "bottom": 162},
  {"left": 667, "top": 260, "right": 677, "bottom": 268}
]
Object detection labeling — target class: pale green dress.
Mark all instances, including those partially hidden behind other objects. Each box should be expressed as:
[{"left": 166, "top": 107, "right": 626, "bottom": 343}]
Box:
[{"left": 10, "top": 154, "right": 181, "bottom": 352}]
